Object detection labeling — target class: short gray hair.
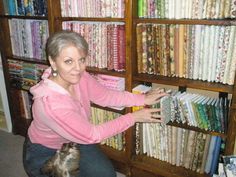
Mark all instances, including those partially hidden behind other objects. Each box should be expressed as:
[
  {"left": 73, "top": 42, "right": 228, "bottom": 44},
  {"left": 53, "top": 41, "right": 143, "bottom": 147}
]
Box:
[{"left": 46, "top": 30, "right": 88, "bottom": 61}]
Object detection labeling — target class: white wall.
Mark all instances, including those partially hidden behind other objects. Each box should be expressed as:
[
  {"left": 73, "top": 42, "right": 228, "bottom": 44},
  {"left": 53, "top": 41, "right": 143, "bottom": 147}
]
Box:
[
  {"left": 0, "top": 54, "right": 12, "bottom": 132},
  {"left": 0, "top": 91, "right": 3, "bottom": 112}
]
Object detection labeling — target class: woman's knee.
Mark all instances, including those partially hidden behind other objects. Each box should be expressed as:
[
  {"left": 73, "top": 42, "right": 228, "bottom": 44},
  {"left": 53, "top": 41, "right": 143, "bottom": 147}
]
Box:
[
  {"left": 22, "top": 138, "right": 56, "bottom": 177},
  {"left": 79, "top": 144, "right": 116, "bottom": 177}
]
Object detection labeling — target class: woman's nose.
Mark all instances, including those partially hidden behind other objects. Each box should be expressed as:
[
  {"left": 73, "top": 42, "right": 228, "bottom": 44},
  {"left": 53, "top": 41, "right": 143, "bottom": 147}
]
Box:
[{"left": 74, "top": 61, "right": 81, "bottom": 70}]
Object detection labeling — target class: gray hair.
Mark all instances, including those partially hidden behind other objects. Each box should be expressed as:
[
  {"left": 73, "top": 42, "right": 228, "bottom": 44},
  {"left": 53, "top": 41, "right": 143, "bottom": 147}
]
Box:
[{"left": 46, "top": 30, "right": 88, "bottom": 61}]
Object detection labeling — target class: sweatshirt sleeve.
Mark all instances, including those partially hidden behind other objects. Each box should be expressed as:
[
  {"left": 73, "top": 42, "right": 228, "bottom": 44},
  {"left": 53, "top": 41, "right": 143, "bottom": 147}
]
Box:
[
  {"left": 43, "top": 96, "right": 135, "bottom": 144},
  {"left": 82, "top": 72, "right": 145, "bottom": 107}
]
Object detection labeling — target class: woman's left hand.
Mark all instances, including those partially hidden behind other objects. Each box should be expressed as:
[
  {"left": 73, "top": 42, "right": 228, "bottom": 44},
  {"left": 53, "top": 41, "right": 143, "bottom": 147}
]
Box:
[{"left": 144, "top": 88, "right": 169, "bottom": 106}]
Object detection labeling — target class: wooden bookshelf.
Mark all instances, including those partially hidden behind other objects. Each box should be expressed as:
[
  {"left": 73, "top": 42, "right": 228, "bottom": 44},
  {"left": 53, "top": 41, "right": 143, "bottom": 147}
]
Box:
[
  {"left": 129, "top": 0, "right": 236, "bottom": 177},
  {"left": 0, "top": 0, "right": 50, "bottom": 135}
]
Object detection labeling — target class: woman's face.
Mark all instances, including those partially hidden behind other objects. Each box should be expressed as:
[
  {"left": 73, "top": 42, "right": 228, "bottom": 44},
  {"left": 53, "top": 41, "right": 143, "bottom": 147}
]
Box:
[{"left": 49, "top": 45, "right": 87, "bottom": 88}]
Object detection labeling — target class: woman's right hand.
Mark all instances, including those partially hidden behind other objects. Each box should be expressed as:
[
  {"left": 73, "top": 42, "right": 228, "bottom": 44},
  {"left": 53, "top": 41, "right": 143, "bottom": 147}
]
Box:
[{"left": 131, "top": 108, "right": 162, "bottom": 123}]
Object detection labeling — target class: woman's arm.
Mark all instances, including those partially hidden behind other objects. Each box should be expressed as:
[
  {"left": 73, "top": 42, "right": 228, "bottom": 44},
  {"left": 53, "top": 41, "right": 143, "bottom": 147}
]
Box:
[
  {"left": 81, "top": 72, "right": 145, "bottom": 107},
  {"left": 82, "top": 72, "right": 168, "bottom": 107},
  {"left": 42, "top": 95, "right": 135, "bottom": 144}
]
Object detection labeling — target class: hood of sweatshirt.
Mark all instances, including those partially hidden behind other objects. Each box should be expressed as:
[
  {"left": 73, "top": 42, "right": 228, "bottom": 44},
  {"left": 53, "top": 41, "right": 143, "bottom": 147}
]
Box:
[{"left": 30, "top": 67, "right": 70, "bottom": 99}]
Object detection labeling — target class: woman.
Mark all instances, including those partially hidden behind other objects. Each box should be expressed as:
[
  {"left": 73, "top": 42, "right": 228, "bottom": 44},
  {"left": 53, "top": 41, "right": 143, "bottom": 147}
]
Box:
[{"left": 23, "top": 30, "right": 167, "bottom": 177}]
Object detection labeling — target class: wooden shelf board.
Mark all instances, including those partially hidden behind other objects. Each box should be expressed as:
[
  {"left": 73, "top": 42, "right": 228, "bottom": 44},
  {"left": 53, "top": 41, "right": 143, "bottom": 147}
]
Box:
[
  {"left": 168, "top": 122, "right": 227, "bottom": 139},
  {"left": 0, "top": 15, "right": 47, "bottom": 20},
  {"left": 134, "top": 18, "right": 234, "bottom": 25},
  {"left": 91, "top": 103, "right": 126, "bottom": 115},
  {"left": 56, "top": 17, "right": 125, "bottom": 22},
  {"left": 7, "top": 56, "right": 49, "bottom": 65},
  {"left": 133, "top": 74, "right": 233, "bottom": 93},
  {"left": 131, "top": 155, "right": 210, "bottom": 177},
  {"left": 86, "top": 67, "right": 126, "bottom": 77}
]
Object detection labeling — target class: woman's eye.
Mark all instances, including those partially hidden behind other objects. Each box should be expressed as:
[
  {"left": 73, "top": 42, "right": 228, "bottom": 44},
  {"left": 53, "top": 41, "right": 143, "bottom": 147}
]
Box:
[
  {"left": 65, "top": 60, "right": 72, "bottom": 64},
  {"left": 79, "top": 58, "right": 86, "bottom": 63}
]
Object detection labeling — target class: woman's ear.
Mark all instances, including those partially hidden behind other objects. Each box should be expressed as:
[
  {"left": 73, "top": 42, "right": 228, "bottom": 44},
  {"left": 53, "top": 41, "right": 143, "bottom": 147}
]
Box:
[{"left": 48, "top": 56, "right": 56, "bottom": 69}]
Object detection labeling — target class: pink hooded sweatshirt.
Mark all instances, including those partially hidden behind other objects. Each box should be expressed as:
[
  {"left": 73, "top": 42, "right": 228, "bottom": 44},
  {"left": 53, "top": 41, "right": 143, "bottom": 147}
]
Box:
[{"left": 28, "top": 67, "right": 145, "bottom": 149}]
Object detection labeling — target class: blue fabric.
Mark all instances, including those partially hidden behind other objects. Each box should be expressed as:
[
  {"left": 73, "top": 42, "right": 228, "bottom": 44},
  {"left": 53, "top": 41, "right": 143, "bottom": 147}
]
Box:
[{"left": 23, "top": 137, "right": 116, "bottom": 177}]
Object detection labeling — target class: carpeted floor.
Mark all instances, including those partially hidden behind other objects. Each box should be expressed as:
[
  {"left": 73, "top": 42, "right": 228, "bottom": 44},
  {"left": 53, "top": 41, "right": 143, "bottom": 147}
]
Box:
[
  {"left": 0, "top": 130, "right": 28, "bottom": 177},
  {"left": 0, "top": 130, "right": 125, "bottom": 177}
]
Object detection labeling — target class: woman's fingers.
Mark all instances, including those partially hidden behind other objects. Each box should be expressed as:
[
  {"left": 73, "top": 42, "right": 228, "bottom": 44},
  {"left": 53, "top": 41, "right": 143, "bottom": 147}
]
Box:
[
  {"left": 133, "top": 108, "right": 166, "bottom": 123},
  {"left": 145, "top": 88, "right": 169, "bottom": 105},
  {"left": 146, "top": 108, "right": 163, "bottom": 122}
]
